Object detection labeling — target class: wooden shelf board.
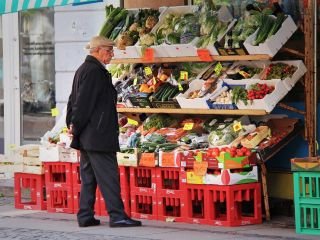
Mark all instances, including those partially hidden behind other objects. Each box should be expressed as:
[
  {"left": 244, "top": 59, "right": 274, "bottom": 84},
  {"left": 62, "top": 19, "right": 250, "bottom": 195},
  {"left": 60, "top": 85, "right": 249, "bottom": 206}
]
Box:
[
  {"left": 117, "top": 108, "right": 267, "bottom": 115},
  {"left": 110, "top": 55, "right": 271, "bottom": 64}
]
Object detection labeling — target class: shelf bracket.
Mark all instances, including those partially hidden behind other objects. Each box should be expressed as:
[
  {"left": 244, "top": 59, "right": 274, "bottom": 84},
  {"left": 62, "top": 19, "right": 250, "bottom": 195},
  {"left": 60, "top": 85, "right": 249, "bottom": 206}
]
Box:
[
  {"left": 278, "top": 103, "right": 306, "bottom": 115},
  {"left": 280, "top": 48, "right": 305, "bottom": 58}
]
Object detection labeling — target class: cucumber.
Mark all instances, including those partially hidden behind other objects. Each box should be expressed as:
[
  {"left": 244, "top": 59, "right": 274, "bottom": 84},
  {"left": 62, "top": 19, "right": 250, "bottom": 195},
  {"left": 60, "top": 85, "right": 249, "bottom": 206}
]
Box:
[
  {"left": 162, "top": 87, "right": 176, "bottom": 101},
  {"left": 168, "top": 87, "right": 179, "bottom": 99}
]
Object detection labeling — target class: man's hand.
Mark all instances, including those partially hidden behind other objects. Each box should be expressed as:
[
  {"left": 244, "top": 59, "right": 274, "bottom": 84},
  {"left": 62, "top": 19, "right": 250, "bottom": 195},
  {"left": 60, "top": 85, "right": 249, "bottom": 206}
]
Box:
[{"left": 68, "top": 124, "right": 73, "bottom": 135}]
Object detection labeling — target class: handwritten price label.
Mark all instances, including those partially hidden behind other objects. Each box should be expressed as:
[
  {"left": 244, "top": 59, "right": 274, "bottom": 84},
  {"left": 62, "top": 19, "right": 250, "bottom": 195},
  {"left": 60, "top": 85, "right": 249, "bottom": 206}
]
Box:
[
  {"left": 128, "top": 118, "right": 138, "bottom": 126},
  {"left": 183, "top": 123, "right": 194, "bottom": 131},
  {"left": 139, "top": 153, "right": 156, "bottom": 167},
  {"left": 180, "top": 71, "right": 188, "bottom": 80},
  {"left": 143, "top": 48, "right": 154, "bottom": 62},
  {"left": 144, "top": 67, "right": 153, "bottom": 76},
  {"left": 197, "top": 49, "right": 213, "bottom": 62},
  {"left": 178, "top": 83, "right": 183, "bottom": 91},
  {"left": 194, "top": 161, "right": 208, "bottom": 176},
  {"left": 161, "top": 152, "right": 175, "bottom": 167},
  {"left": 51, "top": 108, "right": 59, "bottom": 117},
  {"left": 233, "top": 121, "right": 243, "bottom": 132}
]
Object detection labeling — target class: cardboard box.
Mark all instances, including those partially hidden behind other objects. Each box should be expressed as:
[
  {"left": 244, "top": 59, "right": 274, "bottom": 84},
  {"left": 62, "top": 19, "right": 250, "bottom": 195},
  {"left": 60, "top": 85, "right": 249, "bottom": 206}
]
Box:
[
  {"left": 243, "top": 15, "right": 297, "bottom": 57},
  {"left": 158, "top": 150, "right": 180, "bottom": 168},
  {"left": 204, "top": 166, "right": 258, "bottom": 185},
  {"left": 186, "top": 171, "right": 204, "bottom": 184},
  {"left": 39, "top": 145, "right": 79, "bottom": 162},
  {"left": 117, "top": 149, "right": 139, "bottom": 167},
  {"left": 291, "top": 157, "right": 320, "bottom": 172}
]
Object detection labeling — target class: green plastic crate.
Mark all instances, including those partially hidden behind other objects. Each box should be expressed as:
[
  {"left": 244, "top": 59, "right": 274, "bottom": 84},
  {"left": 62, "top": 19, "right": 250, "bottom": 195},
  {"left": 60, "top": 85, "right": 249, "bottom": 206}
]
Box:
[{"left": 294, "top": 172, "right": 320, "bottom": 235}]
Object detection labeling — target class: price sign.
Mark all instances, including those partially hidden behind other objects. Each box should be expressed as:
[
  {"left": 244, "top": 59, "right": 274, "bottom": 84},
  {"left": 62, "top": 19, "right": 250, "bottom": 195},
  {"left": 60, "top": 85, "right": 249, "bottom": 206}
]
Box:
[
  {"left": 183, "top": 123, "right": 194, "bottom": 130},
  {"left": 214, "top": 62, "right": 223, "bottom": 75},
  {"left": 194, "top": 161, "right": 208, "bottom": 176},
  {"left": 233, "top": 121, "right": 243, "bottom": 132},
  {"left": 128, "top": 118, "right": 138, "bottom": 126},
  {"left": 133, "top": 78, "right": 138, "bottom": 86},
  {"left": 144, "top": 67, "right": 152, "bottom": 76},
  {"left": 143, "top": 48, "right": 154, "bottom": 62},
  {"left": 178, "top": 83, "right": 183, "bottom": 91},
  {"left": 51, "top": 108, "right": 59, "bottom": 117},
  {"left": 153, "top": 76, "right": 157, "bottom": 85},
  {"left": 139, "top": 153, "right": 156, "bottom": 167},
  {"left": 161, "top": 152, "right": 175, "bottom": 167},
  {"left": 180, "top": 71, "right": 188, "bottom": 80},
  {"left": 9, "top": 144, "right": 16, "bottom": 150},
  {"left": 197, "top": 49, "right": 213, "bottom": 62}
]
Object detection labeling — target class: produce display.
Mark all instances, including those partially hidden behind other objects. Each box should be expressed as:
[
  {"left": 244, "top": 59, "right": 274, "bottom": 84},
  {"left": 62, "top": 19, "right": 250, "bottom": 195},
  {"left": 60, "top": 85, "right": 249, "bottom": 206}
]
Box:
[
  {"left": 117, "top": 113, "right": 301, "bottom": 168},
  {"left": 99, "top": 6, "right": 160, "bottom": 50},
  {"left": 261, "top": 63, "right": 297, "bottom": 80}
]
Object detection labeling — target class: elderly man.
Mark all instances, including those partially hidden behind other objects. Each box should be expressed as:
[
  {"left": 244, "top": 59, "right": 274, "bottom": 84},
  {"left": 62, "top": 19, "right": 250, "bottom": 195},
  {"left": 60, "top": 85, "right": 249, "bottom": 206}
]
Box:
[{"left": 66, "top": 36, "right": 141, "bottom": 228}]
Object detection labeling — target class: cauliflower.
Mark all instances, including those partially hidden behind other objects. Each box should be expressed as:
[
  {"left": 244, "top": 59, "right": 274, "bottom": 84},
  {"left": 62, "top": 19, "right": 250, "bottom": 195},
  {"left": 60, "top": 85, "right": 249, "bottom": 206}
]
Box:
[
  {"left": 139, "top": 33, "right": 155, "bottom": 47},
  {"left": 129, "top": 22, "right": 139, "bottom": 32}
]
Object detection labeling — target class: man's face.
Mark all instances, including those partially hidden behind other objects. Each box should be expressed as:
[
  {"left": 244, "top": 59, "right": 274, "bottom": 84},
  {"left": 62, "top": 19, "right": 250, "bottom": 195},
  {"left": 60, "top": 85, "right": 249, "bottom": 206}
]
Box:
[{"left": 98, "top": 46, "right": 114, "bottom": 64}]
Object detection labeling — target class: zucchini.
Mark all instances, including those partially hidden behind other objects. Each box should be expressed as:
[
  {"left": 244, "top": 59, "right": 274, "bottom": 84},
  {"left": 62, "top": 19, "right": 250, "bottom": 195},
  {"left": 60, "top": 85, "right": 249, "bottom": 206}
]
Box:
[{"left": 158, "top": 85, "right": 172, "bottom": 101}]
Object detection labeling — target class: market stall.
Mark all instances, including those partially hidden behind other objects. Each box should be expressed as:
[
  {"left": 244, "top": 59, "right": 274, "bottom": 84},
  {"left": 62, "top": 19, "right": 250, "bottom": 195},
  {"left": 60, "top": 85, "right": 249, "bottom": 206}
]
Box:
[{"left": 5, "top": 0, "right": 319, "bottom": 236}]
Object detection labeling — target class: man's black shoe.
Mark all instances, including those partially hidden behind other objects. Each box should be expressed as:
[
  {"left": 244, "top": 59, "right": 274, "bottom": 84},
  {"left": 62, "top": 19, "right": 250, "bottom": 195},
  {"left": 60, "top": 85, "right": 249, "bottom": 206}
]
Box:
[
  {"left": 109, "top": 217, "right": 142, "bottom": 228},
  {"left": 78, "top": 218, "right": 101, "bottom": 227}
]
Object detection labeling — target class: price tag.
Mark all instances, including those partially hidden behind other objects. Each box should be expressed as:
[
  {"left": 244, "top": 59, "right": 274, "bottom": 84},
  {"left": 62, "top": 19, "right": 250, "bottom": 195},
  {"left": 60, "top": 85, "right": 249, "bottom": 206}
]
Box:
[
  {"left": 194, "top": 161, "right": 208, "bottom": 176},
  {"left": 178, "top": 83, "right": 183, "bottom": 91},
  {"left": 197, "top": 49, "right": 213, "bottom": 62},
  {"left": 133, "top": 78, "right": 138, "bottom": 86},
  {"left": 194, "top": 151, "right": 203, "bottom": 163},
  {"left": 142, "top": 48, "right": 154, "bottom": 62},
  {"left": 233, "top": 121, "right": 243, "bottom": 132},
  {"left": 127, "top": 118, "right": 138, "bottom": 126},
  {"left": 153, "top": 76, "right": 157, "bottom": 85},
  {"left": 239, "top": 70, "right": 250, "bottom": 78},
  {"left": 144, "top": 67, "right": 152, "bottom": 76},
  {"left": 9, "top": 144, "right": 16, "bottom": 150},
  {"left": 214, "top": 62, "right": 223, "bottom": 75},
  {"left": 180, "top": 71, "right": 188, "bottom": 80},
  {"left": 183, "top": 123, "right": 194, "bottom": 131},
  {"left": 51, "top": 108, "right": 59, "bottom": 117},
  {"left": 161, "top": 152, "right": 175, "bottom": 167},
  {"left": 139, "top": 153, "right": 156, "bottom": 167}
]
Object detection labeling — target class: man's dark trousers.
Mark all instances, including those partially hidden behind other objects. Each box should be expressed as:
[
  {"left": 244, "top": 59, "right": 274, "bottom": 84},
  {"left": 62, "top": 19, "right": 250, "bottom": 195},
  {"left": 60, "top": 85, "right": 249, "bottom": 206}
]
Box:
[{"left": 77, "top": 150, "right": 125, "bottom": 224}]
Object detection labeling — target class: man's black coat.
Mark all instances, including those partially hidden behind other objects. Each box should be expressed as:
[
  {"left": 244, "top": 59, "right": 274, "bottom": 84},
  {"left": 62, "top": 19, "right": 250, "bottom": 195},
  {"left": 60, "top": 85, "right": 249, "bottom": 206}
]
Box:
[{"left": 66, "top": 55, "right": 120, "bottom": 152}]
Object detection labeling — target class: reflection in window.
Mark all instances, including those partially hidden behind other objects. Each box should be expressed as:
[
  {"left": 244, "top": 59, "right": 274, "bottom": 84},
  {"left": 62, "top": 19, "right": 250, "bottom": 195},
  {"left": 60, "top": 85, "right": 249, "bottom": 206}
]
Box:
[{"left": 19, "top": 8, "right": 55, "bottom": 142}]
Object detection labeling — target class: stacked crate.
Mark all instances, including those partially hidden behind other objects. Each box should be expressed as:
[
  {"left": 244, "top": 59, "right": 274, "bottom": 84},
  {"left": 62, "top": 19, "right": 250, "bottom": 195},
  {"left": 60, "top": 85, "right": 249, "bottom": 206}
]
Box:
[
  {"left": 291, "top": 157, "right": 320, "bottom": 235},
  {"left": 14, "top": 145, "right": 46, "bottom": 210}
]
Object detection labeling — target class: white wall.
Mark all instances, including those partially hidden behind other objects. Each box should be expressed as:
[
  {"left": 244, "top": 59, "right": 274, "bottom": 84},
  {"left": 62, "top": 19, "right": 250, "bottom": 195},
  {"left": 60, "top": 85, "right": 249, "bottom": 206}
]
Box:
[{"left": 54, "top": 0, "right": 120, "bottom": 118}]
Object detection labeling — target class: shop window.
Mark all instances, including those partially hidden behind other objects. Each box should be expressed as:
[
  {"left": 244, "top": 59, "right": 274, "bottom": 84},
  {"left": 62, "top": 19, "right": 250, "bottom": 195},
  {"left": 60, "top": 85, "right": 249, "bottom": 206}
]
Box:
[
  {"left": 0, "top": 17, "right": 3, "bottom": 153},
  {"left": 19, "top": 8, "right": 55, "bottom": 142}
]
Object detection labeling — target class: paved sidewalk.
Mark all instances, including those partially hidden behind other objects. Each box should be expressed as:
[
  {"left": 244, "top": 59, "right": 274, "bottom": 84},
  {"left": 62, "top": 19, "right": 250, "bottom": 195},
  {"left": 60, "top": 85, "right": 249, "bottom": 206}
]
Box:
[{"left": 0, "top": 195, "right": 319, "bottom": 240}]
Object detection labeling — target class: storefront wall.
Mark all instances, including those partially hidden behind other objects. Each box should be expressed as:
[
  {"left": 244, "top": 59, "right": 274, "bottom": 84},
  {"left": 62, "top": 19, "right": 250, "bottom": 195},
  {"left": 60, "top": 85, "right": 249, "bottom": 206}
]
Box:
[{"left": 1, "top": 0, "right": 118, "bottom": 156}]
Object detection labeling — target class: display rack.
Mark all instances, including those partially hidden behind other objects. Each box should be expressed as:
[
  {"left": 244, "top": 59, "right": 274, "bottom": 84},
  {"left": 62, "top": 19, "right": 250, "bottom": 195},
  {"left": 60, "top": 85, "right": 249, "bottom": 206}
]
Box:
[
  {"left": 117, "top": 108, "right": 267, "bottom": 115},
  {"left": 110, "top": 54, "right": 271, "bottom": 64}
]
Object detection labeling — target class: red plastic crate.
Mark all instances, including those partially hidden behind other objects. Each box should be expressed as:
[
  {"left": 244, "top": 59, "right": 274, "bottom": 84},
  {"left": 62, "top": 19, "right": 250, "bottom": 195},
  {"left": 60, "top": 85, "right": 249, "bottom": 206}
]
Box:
[
  {"left": 130, "top": 167, "right": 156, "bottom": 195},
  {"left": 157, "top": 195, "right": 186, "bottom": 222},
  {"left": 130, "top": 192, "right": 158, "bottom": 220},
  {"left": 72, "top": 162, "right": 81, "bottom": 189},
  {"left": 44, "top": 162, "right": 73, "bottom": 188},
  {"left": 156, "top": 167, "right": 185, "bottom": 196},
  {"left": 207, "top": 183, "right": 262, "bottom": 226},
  {"left": 99, "top": 190, "right": 131, "bottom": 217},
  {"left": 14, "top": 173, "right": 47, "bottom": 210},
  {"left": 73, "top": 186, "right": 100, "bottom": 215},
  {"left": 46, "top": 186, "right": 74, "bottom": 213},
  {"left": 183, "top": 184, "right": 211, "bottom": 225}
]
